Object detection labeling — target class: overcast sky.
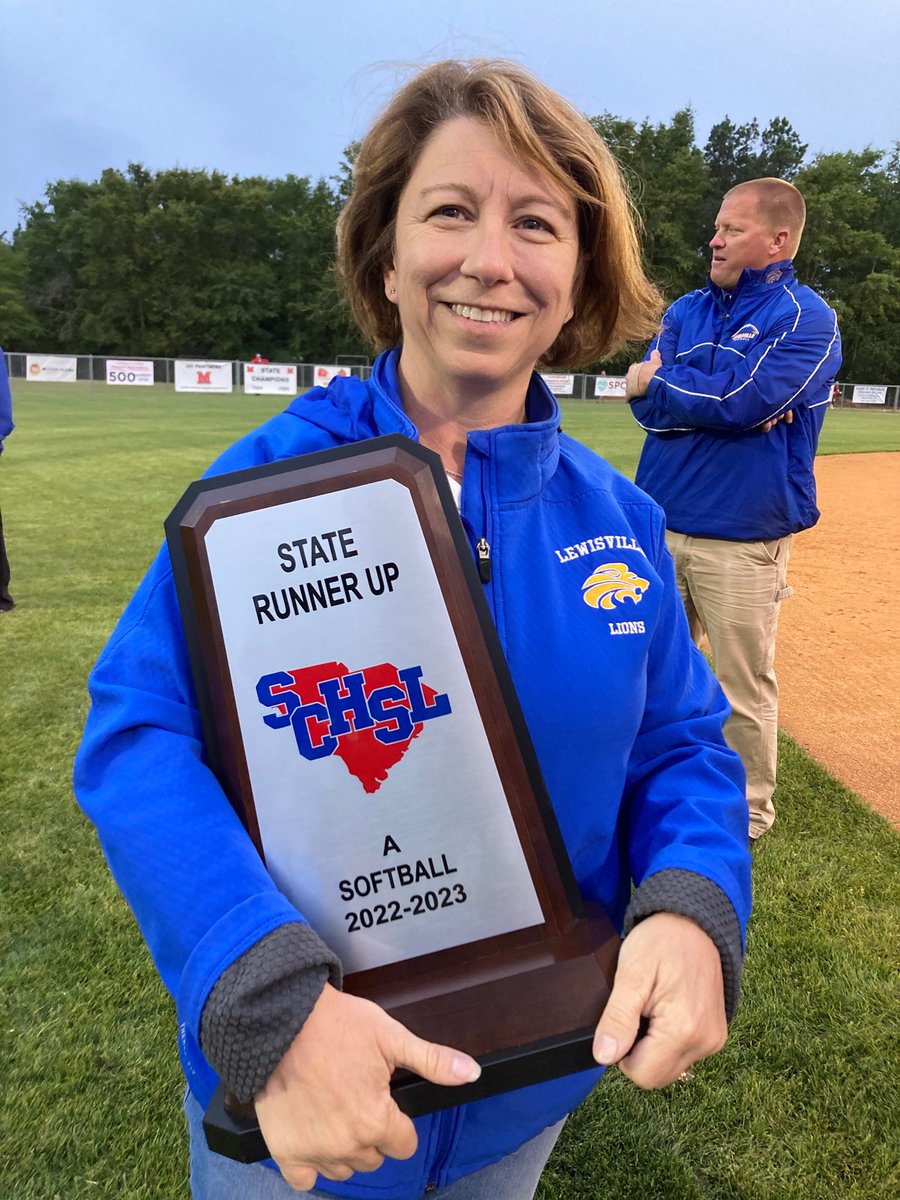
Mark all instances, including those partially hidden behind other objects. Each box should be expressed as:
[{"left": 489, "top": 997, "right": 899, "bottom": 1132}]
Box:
[{"left": 2, "top": 0, "right": 898, "bottom": 237}]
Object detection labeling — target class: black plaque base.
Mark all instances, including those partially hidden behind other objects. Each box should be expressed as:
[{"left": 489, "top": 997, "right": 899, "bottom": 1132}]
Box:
[{"left": 204, "top": 907, "right": 619, "bottom": 1163}]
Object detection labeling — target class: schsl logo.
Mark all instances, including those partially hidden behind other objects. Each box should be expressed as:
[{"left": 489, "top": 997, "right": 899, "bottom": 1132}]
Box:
[{"left": 256, "top": 661, "right": 452, "bottom": 793}]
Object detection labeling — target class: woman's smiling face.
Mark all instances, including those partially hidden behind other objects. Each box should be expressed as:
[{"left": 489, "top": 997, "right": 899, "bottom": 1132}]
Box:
[{"left": 384, "top": 116, "right": 581, "bottom": 405}]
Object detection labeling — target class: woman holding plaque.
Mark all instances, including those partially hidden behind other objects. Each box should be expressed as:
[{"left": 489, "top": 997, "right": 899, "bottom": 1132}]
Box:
[{"left": 75, "top": 60, "right": 751, "bottom": 1200}]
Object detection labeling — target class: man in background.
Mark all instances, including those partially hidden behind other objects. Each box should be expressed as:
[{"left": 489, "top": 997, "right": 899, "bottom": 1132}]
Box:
[
  {"left": 0, "top": 348, "right": 14, "bottom": 611},
  {"left": 626, "top": 179, "right": 841, "bottom": 841}
]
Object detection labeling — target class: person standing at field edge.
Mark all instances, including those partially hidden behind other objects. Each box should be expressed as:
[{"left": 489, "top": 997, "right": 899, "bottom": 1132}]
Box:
[
  {"left": 75, "top": 61, "right": 751, "bottom": 1200},
  {"left": 0, "top": 348, "right": 14, "bottom": 611},
  {"left": 625, "top": 178, "right": 842, "bottom": 842}
]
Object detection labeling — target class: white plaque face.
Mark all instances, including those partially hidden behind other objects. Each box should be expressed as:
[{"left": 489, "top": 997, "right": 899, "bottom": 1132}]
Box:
[{"left": 203, "top": 477, "right": 544, "bottom": 972}]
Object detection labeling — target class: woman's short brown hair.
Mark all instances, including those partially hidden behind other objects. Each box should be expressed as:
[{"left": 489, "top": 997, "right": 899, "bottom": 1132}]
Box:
[{"left": 336, "top": 59, "right": 662, "bottom": 369}]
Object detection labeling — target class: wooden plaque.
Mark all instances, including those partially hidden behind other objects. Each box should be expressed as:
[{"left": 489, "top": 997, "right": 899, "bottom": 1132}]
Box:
[{"left": 164, "top": 435, "right": 618, "bottom": 1163}]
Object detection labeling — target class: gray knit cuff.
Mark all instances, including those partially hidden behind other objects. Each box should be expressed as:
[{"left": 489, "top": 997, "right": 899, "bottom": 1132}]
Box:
[
  {"left": 200, "top": 922, "right": 343, "bottom": 1103},
  {"left": 623, "top": 868, "right": 743, "bottom": 1021}
]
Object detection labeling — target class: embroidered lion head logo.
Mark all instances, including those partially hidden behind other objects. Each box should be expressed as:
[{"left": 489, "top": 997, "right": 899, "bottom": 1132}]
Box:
[{"left": 581, "top": 562, "right": 650, "bottom": 610}]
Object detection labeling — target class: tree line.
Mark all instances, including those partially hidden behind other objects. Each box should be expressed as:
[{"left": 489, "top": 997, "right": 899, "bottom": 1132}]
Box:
[{"left": 2, "top": 110, "right": 898, "bottom": 382}]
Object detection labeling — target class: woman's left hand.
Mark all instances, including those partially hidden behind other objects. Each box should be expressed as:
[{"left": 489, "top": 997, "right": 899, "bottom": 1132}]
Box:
[{"left": 591, "top": 912, "right": 727, "bottom": 1087}]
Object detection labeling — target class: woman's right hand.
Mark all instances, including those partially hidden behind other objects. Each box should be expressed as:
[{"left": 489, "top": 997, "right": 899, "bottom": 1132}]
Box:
[{"left": 254, "top": 983, "right": 481, "bottom": 1192}]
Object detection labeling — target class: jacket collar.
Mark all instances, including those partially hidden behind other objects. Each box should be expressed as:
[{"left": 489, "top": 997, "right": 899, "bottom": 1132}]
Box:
[
  {"left": 709, "top": 258, "right": 795, "bottom": 305},
  {"left": 370, "top": 350, "right": 562, "bottom": 503}
]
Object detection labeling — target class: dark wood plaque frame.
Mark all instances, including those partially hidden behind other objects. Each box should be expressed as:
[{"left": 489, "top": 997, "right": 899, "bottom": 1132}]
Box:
[{"left": 165, "top": 435, "right": 618, "bottom": 1164}]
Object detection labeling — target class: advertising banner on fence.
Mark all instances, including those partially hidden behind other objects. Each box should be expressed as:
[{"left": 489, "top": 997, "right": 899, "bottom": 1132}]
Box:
[
  {"left": 244, "top": 362, "right": 298, "bottom": 395},
  {"left": 540, "top": 373, "right": 575, "bottom": 396},
  {"left": 106, "top": 359, "right": 155, "bottom": 387},
  {"left": 175, "top": 360, "right": 233, "bottom": 393},
  {"left": 852, "top": 385, "right": 887, "bottom": 405},
  {"left": 26, "top": 355, "right": 77, "bottom": 383},
  {"left": 594, "top": 376, "right": 627, "bottom": 399},
  {"left": 313, "top": 364, "right": 353, "bottom": 388}
]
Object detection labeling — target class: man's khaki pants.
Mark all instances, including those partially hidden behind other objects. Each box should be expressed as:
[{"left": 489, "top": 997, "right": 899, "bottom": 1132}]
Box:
[{"left": 666, "top": 530, "right": 793, "bottom": 840}]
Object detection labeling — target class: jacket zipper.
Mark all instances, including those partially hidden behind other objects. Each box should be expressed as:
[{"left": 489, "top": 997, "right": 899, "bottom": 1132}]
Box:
[
  {"left": 476, "top": 537, "right": 491, "bottom": 583},
  {"left": 423, "top": 1105, "right": 461, "bottom": 1192},
  {"left": 476, "top": 447, "right": 495, "bottom": 590}
]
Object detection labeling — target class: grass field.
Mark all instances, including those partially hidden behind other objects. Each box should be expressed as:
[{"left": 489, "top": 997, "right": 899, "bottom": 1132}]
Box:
[{"left": 3, "top": 383, "right": 899, "bottom": 1199}]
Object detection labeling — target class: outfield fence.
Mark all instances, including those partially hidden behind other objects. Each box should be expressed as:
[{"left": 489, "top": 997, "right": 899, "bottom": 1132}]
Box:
[{"left": 4, "top": 350, "right": 899, "bottom": 411}]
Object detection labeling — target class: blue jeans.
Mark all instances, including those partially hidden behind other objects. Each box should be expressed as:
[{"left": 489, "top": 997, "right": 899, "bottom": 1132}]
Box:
[{"left": 185, "top": 1089, "right": 563, "bottom": 1200}]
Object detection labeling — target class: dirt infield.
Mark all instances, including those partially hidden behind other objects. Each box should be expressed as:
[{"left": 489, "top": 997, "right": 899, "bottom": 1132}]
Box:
[{"left": 776, "top": 451, "right": 899, "bottom": 826}]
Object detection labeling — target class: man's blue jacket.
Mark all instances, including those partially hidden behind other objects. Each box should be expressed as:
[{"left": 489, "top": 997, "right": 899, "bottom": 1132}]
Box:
[
  {"left": 0, "top": 348, "right": 13, "bottom": 452},
  {"left": 74, "top": 351, "right": 750, "bottom": 1198},
  {"left": 631, "top": 261, "right": 841, "bottom": 541}
]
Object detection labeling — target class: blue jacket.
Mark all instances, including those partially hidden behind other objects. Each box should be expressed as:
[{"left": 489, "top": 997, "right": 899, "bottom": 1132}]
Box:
[
  {"left": 74, "top": 350, "right": 750, "bottom": 1198},
  {"left": 0, "top": 349, "right": 12, "bottom": 451},
  {"left": 631, "top": 262, "right": 841, "bottom": 540}
]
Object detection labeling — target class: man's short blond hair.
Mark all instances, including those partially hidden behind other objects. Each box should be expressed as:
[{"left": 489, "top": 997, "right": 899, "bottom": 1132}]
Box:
[
  {"left": 336, "top": 59, "right": 662, "bottom": 369},
  {"left": 726, "top": 178, "right": 807, "bottom": 258}
]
